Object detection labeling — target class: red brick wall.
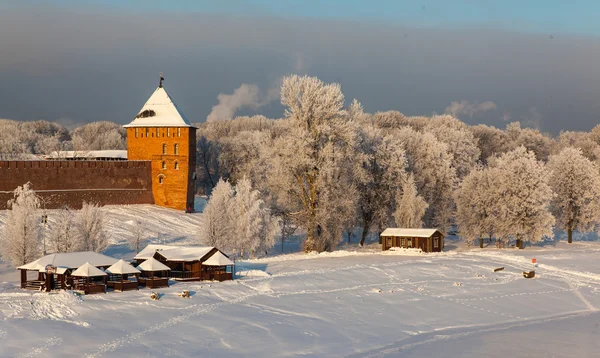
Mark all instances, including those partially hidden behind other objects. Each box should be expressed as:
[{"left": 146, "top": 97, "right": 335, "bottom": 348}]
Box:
[{"left": 0, "top": 160, "right": 154, "bottom": 209}]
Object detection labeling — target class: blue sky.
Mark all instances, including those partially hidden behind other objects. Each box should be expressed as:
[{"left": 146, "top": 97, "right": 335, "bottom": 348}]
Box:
[{"left": 20, "top": 0, "right": 600, "bottom": 35}]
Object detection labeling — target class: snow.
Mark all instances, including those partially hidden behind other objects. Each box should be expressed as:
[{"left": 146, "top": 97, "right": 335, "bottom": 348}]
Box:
[
  {"left": 44, "top": 150, "right": 128, "bottom": 160},
  {"left": 380, "top": 228, "right": 440, "bottom": 238},
  {"left": 123, "top": 86, "right": 193, "bottom": 128},
  {"left": 202, "top": 251, "right": 234, "bottom": 266},
  {"left": 18, "top": 252, "right": 118, "bottom": 271},
  {"left": 106, "top": 260, "right": 140, "bottom": 275},
  {"left": 71, "top": 262, "right": 107, "bottom": 277},
  {"left": 136, "top": 257, "right": 170, "bottom": 272},
  {"left": 2, "top": 235, "right": 600, "bottom": 357}
]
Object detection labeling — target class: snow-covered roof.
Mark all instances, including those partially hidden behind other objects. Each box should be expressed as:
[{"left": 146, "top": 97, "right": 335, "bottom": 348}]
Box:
[
  {"left": 17, "top": 252, "right": 118, "bottom": 271},
  {"left": 380, "top": 228, "right": 442, "bottom": 238},
  {"left": 136, "top": 257, "right": 171, "bottom": 272},
  {"left": 124, "top": 86, "right": 193, "bottom": 128},
  {"left": 134, "top": 244, "right": 214, "bottom": 262},
  {"left": 71, "top": 262, "right": 108, "bottom": 277},
  {"left": 202, "top": 252, "right": 234, "bottom": 266},
  {"left": 45, "top": 150, "right": 128, "bottom": 160},
  {"left": 106, "top": 259, "right": 141, "bottom": 275}
]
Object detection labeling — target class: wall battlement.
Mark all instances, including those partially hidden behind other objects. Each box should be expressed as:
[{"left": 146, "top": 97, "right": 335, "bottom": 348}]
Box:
[{"left": 0, "top": 160, "right": 154, "bottom": 209}]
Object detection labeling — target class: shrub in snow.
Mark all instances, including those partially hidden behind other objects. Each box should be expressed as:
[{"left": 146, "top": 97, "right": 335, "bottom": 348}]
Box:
[{"left": 0, "top": 182, "right": 42, "bottom": 266}]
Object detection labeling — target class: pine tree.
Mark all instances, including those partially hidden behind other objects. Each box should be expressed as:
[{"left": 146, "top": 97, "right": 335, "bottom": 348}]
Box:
[{"left": 0, "top": 182, "right": 42, "bottom": 266}]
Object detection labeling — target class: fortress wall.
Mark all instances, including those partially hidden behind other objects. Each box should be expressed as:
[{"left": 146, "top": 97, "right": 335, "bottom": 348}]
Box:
[{"left": 0, "top": 160, "right": 154, "bottom": 209}]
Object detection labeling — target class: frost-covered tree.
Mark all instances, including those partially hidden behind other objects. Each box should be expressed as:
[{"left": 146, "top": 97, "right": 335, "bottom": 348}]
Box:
[
  {"left": 548, "top": 147, "right": 600, "bottom": 243},
  {"left": 268, "top": 75, "right": 358, "bottom": 252},
  {"left": 494, "top": 147, "right": 555, "bottom": 248},
  {"left": 505, "top": 122, "right": 554, "bottom": 162},
  {"left": 75, "top": 202, "right": 109, "bottom": 253},
  {"left": 454, "top": 165, "right": 501, "bottom": 248},
  {"left": 393, "top": 174, "right": 428, "bottom": 228},
  {"left": 355, "top": 112, "right": 408, "bottom": 246},
  {"left": 126, "top": 220, "right": 147, "bottom": 254},
  {"left": 470, "top": 124, "right": 511, "bottom": 163},
  {"left": 49, "top": 207, "right": 79, "bottom": 253},
  {"left": 395, "top": 127, "right": 456, "bottom": 233},
  {"left": 71, "top": 121, "right": 126, "bottom": 151},
  {"left": 232, "top": 177, "right": 265, "bottom": 257},
  {"left": 0, "top": 183, "right": 42, "bottom": 266},
  {"left": 198, "top": 179, "right": 235, "bottom": 250}
]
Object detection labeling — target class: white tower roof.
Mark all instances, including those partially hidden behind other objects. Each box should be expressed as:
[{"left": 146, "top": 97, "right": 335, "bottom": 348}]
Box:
[{"left": 124, "top": 85, "right": 193, "bottom": 128}]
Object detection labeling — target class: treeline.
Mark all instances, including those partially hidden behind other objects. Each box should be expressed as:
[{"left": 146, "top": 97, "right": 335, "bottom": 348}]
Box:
[
  {"left": 0, "top": 120, "right": 126, "bottom": 159},
  {"left": 197, "top": 75, "right": 600, "bottom": 251}
]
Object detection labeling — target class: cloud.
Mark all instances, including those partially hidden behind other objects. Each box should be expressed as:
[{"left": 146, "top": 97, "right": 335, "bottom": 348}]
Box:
[
  {"left": 444, "top": 100, "right": 497, "bottom": 118},
  {"left": 206, "top": 80, "right": 281, "bottom": 122}
]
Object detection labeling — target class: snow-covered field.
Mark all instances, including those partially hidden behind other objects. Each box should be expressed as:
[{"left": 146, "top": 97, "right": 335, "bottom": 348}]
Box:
[{"left": 1, "top": 203, "right": 600, "bottom": 357}]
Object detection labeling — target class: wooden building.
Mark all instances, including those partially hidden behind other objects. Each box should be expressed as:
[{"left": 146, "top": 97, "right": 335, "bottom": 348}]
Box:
[
  {"left": 380, "top": 228, "right": 445, "bottom": 253},
  {"left": 17, "top": 252, "right": 118, "bottom": 292},
  {"left": 134, "top": 244, "right": 234, "bottom": 282}
]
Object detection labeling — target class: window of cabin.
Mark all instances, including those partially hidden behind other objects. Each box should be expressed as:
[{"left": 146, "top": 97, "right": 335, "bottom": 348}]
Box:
[
  {"left": 401, "top": 238, "right": 406, "bottom": 247},
  {"left": 161, "top": 161, "right": 166, "bottom": 170},
  {"left": 386, "top": 238, "right": 392, "bottom": 247},
  {"left": 407, "top": 238, "right": 412, "bottom": 247},
  {"left": 135, "top": 128, "right": 139, "bottom": 138},
  {"left": 158, "top": 176, "right": 164, "bottom": 184},
  {"left": 434, "top": 238, "right": 439, "bottom": 248},
  {"left": 177, "top": 128, "right": 181, "bottom": 137},
  {"left": 145, "top": 128, "right": 149, "bottom": 138},
  {"left": 174, "top": 143, "right": 179, "bottom": 155},
  {"left": 174, "top": 161, "right": 179, "bottom": 170},
  {"left": 156, "top": 128, "right": 160, "bottom": 137},
  {"left": 162, "top": 144, "right": 167, "bottom": 155},
  {"left": 167, "top": 128, "right": 171, "bottom": 137}
]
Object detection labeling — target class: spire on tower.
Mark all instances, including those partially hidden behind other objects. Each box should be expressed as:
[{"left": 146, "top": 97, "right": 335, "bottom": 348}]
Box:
[{"left": 159, "top": 72, "right": 164, "bottom": 88}]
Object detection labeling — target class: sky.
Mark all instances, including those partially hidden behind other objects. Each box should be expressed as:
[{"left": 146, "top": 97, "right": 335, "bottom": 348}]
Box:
[{"left": 1, "top": 1, "right": 600, "bottom": 134}]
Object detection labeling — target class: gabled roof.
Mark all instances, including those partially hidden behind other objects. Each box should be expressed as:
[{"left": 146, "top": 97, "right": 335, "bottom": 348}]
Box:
[
  {"left": 17, "top": 252, "right": 118, "bottom": 271},
  {"left": 136, "top": 257, "right": 171, "bottom": 272},
  {"left": 106, "top": 259, "right": 141, "bottom": 275},
  {"left": 124, "top": 86, "right": 193, "bottom": 128},
  {"left": 71, "top": 262, "right": 108, "bottom": 277},
  {"left": 134, "top": 244, "right": 214, "bottom": 262},
  {"left": 380, "top": 228, "right": 442, "bottom": 238},
  {"left": 202, "top": 251, "right": 234, "bottom": 266}
]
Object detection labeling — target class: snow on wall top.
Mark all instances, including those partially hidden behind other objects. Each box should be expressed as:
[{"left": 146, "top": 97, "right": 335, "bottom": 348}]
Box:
[
  {"left": 380, "top": 228, "right": 442, "bottom": 238},
  {"left": 134, "top": 244, "right": 214, "bottom": 262},
  {"left": 45, "top": 150, "right": 128, "bottom": 159},
  {"left": 71, "top": 262, "right": 108, "bottom": 277},
  {"left": 136, "top": 257, "right": 171, "bottom": 272},
  {"left": 124, "top": 86, "right": 193, "bottom": 128},
  {"left": 17, "top": 252, "right": 118, "bottom": 271},
  {"left": 202, "top": 251, "right": 234, "bottom": 266}
]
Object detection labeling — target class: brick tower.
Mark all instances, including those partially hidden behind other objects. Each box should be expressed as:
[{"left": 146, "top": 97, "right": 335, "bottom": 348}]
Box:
[{"left": 124, "top": 76, "right": 196, "bottom": 211}]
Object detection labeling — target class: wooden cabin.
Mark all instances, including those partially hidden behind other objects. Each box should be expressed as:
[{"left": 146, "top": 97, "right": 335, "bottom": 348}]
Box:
[
  {"left": 134, "top": 245, "right": 235, "bottom": 281},
  {"left": 17, "top": 252, "right": 118, "bottom": 292},
  {"left": 380, "top": 228, "right": 444, "bottom": 253}
]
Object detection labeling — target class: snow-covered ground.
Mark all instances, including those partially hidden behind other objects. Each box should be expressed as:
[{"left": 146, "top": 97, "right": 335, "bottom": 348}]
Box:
[{"left": 2, "top": 230, "right": 600, "bottom": 357}]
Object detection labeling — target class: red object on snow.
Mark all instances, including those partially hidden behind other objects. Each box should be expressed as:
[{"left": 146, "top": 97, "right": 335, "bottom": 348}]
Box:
[{"left": 532, "top": 258, "right": 537, "bottom": 264}]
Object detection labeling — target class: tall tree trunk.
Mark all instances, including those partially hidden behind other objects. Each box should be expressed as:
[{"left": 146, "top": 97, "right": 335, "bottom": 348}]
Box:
[
  {"left": 359, "top": 224, "right": 369, "bottom": 247},
  {"left": 479, "top": 238, "right": 484, "bottom": 248},
  {"left": 568, "top": 228, "right": 573, "bottom": 244}
]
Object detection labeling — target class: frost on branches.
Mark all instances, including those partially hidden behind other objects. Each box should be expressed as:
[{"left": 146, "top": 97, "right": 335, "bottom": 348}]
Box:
[
  {"left": 394, "top": 174, "right": 428, "bottom": 229},
  {"left": 198, "top": 179, "right": 234, "bottom": 249},
  {"left": 75, "top": 202, "right": 109, "bottom": 253},
  {"left": 494, "top": 147, "right": 554, "bottom": 248},
  {"left": 49, "top": 207, "right": 79, "bottom": 253},
  {"left": 548, "top": 147, "right": 600, "bottom": 243},
  {"left": 268, "top": 75, "right": 358, "bottom": 252},
  {"left": 0, "top": 182, "right": 42, "bottom": 266}
]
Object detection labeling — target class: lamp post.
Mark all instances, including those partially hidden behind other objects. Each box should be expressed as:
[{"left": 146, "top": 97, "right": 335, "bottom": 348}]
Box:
[{"left": 41, "top": 213, "right": 48, "bottom": 255}]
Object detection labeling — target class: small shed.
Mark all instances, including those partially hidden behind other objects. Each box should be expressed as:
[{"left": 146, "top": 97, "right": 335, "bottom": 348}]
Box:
[
  {"left": 106, "top": 259, "right": 141, "bottom": 292},
  {"left": 201, "top": 252, "right": 235, "bottom": 281},
  {"left": 71, "top": 262, "right": 108, "bottom": 294},
  {"left": 380, "top": 228, "right": 444, "bottom": 253},
  {"left": 136, "top": 257, "right": 170, "bottom": 288}
]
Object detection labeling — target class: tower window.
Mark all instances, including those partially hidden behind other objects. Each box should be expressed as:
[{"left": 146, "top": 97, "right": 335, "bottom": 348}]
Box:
[
  {"left": 135, "top": 128, "right": 139, "bottom": 138},
  {"left": 174, "top": 161, "right": 179, "bottom": 170},
  {"left": 158, "top": 176, "right": 164, "bottom": 184},
  {"left": 156, "top": 128, "right": 160, "bottom": 137},
  {"left": 145, "top": 128, "right": 149, "bottom": 138},
  {"left": 177, "top": 128, "right": 181, "bottom": 137},
  {"left": 161, "top": 161, "right": 166, "bottom": 170},
  {"left": 162, "top": 144, "right": 167, "bottom": 155},
  {"left": 174, "top": 143, "right": 179, "bottom": 155},
  {"left": 167, "top": 128, "right": 171, "bottom": 137}
]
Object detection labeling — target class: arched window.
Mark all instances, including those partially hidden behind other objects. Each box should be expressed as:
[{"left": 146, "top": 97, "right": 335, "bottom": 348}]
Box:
[
  {"left": 158, "top": 175, "right": 164, "bottom": 184},
  {"left": 145, "top": 128, "right": 149, "bottom": 138},
  {"left": 161, "top": 161, "right": 166, "bottom": 170},
  {"left": 177, "top": 128, "right": 181, "bottom": 137},
  {"left": 156, "top": 128, "right": 160, "bottom": 137},
  {"left": 162, "top": 144, "right": 167, "bottom": 155},
  {"left": 174, "top": 143, "right": 179, "bottom": 155},
  {"left": 174, "top": 161, "right": 179, "bottom": 170},
  {"left": 135, "top": 128, "right": 139, "bottom": 138},
  {"left": 167, "top": 128, "right": 171, "bottom": 137}
]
